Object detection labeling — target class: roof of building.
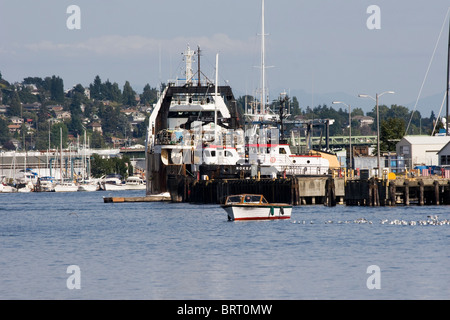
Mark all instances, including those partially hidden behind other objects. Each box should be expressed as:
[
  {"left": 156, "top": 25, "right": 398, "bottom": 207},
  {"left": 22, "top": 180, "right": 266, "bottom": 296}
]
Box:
[{"left": 400, "top": 135, "right": 450, "bottom": 145}]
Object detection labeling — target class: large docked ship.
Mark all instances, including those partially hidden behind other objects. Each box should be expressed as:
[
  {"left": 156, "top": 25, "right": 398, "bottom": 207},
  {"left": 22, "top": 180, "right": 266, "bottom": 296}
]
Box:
[
  {"left": 145, "top": 45, "right": 333, "bottom": 202},
  {"left": 145, "top": 1, "right": 334, "bottom": 202},
  {"left": 145, "top": 46, "right": 245, "bottom": 200}
]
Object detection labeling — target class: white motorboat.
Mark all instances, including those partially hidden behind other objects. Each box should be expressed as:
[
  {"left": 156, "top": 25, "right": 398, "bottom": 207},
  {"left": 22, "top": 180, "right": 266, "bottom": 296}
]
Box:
[
  {"left": 17, "top": 181, "right": 34, "bottom": 193},
  {"left": 54, "top": 182, "right": 79, "bottom": 192},
  {"left": 101, "top": 174, "right": 126, "bottom": 191},
  {"left": 37, "top": 176, "right": 55, "bottom": 192},
  {"left": 125, "top": 176, "right": 146, "bottom": 190},
  {"left": 78, "top": 181, "right": 99, "bottom": 192},
  {"left": 0, "top": 183, "right": 17, "bottom": 193},
  {"left": 221, "top": 194, "right": 292, "bottom": 221}
]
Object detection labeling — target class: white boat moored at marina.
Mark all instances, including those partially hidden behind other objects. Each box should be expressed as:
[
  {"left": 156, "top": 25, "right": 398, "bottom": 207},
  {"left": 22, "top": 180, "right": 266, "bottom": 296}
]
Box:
[
  {"left": 54, "top": 182, "right": 79, "bottom": 192},
  {"left": 125, "top": 176, "right": 146, "bottom": 190},
  {"left": 78, "top": 180, "right": 100, "bottom": 192},
  {"left": 221, "top": 194, "right": 292, "bottom": 221},
  {"left": 101, "top": 174, "right": 126, "bottom": 191}
]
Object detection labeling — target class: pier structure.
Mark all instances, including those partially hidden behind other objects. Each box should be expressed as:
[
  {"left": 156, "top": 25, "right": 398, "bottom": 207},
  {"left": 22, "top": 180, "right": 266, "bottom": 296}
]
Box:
[
  {"left": 345, "top": 176, "right": 450, "bottom": 206},
  {"left": 163, "top": 167, "right": 450, "bottom": 206}
]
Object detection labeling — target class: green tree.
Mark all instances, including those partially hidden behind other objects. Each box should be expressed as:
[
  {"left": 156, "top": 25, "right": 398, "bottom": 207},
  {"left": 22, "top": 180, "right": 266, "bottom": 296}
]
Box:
[
  {"left": 0, "top": 117, "right": 11, "bottom": 145},
  {"left": 18, "top": 86, "right": 38, "bottom": 103},
  {"left": 34, "top": 129, "right": 51, "bottom": 150},
  {"left": 90, "top": 131, "right": 105, "bottom": 148},
  {"left": 50, "top": 123, "right": 69, "bottom": 148},
  {"left": 7, "top": 91, "right": 21, "bottom": 117},
  {"left": 50, "top": 75, "right": 64, "bottom": 103},
  {"left": 380, "top": 118, "right": 405, "bottom": 153},
  {"left": 140, "top": 84, "right": 157, "bottom": 106},
  {"left": 90, "top": 75, "right": 103, "bottom": 100},
  {"left": 110, "top": 82, "right": 122, "bottom": 103},
  {"left": 122, "top": 81, "right": 136, "bottom": 106},
  {"left": 290, "top": 96, "right": 301, "bottom": 117},
  {"left": 90, "top": 154, "right": 131, "bottom": 178}
]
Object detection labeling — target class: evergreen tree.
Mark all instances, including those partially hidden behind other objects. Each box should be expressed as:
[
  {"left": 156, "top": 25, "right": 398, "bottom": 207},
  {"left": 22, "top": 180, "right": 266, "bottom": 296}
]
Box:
[
  {"left": 50, "top": 122, "right": 69, "bottom": 148},
  {"left": 50, "top": 75, "right": 64, "bottom": 103},
  {"left": 110, "top": 82, "right": 122, "bottom": 103},
  {"left": 291, "top": 96, "right": 301, "bottom": 117},
  {"left": 122, "top": 81, "right": 136, "bottom": 106},
  {"left": 140, "top": 84, "right": 157, "bottom": 106},
  {"left": 380, "top": 118, "right": 405, "bottom": 153},
  {"left": 89, "top": 75, "right": 103, "bottom": 100},
  {"left": 101, "top": 79, "right": 113, "bottom": 101},
  {"left": 90, "top": 131, "right": 105, "bottom": 148},
  {"left": 0, "top": 117, "right": 11, "bottom": 145},
  {"left": 7, "top": 91, "right": 21, "bottom": 117}
]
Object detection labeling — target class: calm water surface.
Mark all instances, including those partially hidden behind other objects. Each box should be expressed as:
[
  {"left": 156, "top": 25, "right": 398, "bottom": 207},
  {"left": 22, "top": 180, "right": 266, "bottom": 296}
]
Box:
[{"left": 1, "top": 190, "right": 449, "bottom": 299}]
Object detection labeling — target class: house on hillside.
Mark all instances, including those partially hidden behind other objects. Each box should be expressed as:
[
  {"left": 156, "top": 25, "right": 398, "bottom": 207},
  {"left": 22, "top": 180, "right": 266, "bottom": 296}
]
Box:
[
  {"left": 89, "top": 122, "right": 103, "bottom": 134},
  {"left": 8, "top": 124, "right": 21, "bottom": 133},
  {"left": 396, "top": 135, "right": 450, "bottom": 168},
  {"left": 353, "top": 115, "right": 374, "bottom": 128}
]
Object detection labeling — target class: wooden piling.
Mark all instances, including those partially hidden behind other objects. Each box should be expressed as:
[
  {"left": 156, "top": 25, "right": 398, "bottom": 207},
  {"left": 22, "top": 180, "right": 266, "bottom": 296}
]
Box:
[
  {"left": 404, "top": 180, "right": 410, "bottom": 206},
  {"left": 418, "top": 180, "right": 424, "bottom": 206},
  {"left": 389, "top": 181, "right": 396, "bottom": 206},
  {"left": 434, "top": 180, "right": 440, "bottom": 205}
]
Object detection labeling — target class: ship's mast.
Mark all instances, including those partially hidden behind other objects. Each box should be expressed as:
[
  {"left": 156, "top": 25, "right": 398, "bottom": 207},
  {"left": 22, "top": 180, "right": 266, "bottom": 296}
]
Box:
[
  {"left": 446, "top": 15, "right": 450, "bottom": 135},
  {"left": 183, "top": 45, "right": 195, "bottom": 85},
  {"left": 261, "top": 0, "right": 266, "bottom": 114},
  {"left": 215, "top": 53, "right": 219, "bottom": 141},
  {"left": 197, "top": 46, "right": 201, "bottom": 87}
]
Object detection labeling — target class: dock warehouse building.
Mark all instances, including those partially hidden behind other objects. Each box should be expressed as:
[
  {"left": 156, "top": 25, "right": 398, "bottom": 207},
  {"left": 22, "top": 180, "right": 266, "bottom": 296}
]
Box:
[{"left": 396, "top": 135, "right": 450, "bottom": 169}]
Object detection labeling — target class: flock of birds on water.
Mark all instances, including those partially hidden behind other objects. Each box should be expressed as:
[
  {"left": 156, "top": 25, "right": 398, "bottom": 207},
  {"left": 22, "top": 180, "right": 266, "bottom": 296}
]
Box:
[{"left": 290, "top": 215, "right": 450, "bottom": 226}]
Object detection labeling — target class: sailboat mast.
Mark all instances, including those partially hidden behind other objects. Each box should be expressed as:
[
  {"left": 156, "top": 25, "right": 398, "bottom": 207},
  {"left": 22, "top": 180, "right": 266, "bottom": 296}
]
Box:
[
  {"left": 60, "top": 127, "right": 63, "bottom": 182},
  {"left": 215, "top": 53, "right": 219, "bottom": 141},
  {"left": 447, "top": 15, "right": 450, "bottom": 135},
  {"left": 261, "top": 0, "right": 266, "bottom": 114}
]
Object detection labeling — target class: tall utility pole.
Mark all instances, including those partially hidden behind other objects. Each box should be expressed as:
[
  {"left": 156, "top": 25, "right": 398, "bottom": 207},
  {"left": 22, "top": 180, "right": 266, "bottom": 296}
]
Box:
[
  {"left": 359, "top": 91, "right": 395, "bottom": 177},
  {"left": 332, "top": 101, "right": 352, "bottom": 170}
]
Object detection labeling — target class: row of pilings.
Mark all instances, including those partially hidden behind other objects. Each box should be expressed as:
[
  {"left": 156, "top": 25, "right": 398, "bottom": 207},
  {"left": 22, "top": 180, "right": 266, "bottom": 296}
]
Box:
[
  {"left": 168, "top": 173, "right": 450, "bottom": 206},
  {"left": 345, "top": 177, "right": 450, "bottom": 206},
  {"left": 187, "top": 177, "right": 299, "bottom": 205},
  {"left": 185, "top": 176, "right": 339, "bottom": 206}
]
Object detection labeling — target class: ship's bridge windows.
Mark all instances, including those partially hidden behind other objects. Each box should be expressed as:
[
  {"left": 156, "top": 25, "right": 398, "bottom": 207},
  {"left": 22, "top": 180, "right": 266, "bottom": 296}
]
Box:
[{"left": 279, "top": 147, "right": 287, "bottom": 154}]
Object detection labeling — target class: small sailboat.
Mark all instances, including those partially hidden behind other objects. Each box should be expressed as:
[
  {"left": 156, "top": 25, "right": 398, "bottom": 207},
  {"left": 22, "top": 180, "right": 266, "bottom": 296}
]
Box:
[
  {"left": 221, "top": 194, "right": 292, "bottom": 221},
  {"left": 53, "top": 127, "right": 78, "bottom": 192}
]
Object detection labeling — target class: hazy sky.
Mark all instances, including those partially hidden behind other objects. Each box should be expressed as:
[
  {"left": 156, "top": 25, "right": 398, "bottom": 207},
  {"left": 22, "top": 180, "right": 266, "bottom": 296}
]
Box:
[{"left": 1, "top": 0, "right": 449, "bottom": 113}]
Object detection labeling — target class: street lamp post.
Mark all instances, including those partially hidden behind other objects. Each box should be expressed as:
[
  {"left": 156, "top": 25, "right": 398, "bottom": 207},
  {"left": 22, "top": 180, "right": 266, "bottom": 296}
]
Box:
[
  {"left": 358, "top": 91, "right": 395, "bottom": 177},
  {"left": 332, "top": 101, "right": 352, "bottom": 170}
]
